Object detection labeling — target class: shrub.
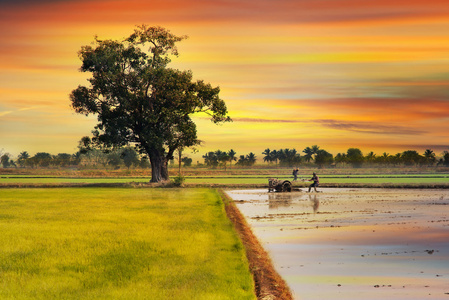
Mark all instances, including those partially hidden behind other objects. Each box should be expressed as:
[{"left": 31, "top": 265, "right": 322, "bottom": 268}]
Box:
[{"left": 171, "top": 175, "right": 185, "bottom": 187}]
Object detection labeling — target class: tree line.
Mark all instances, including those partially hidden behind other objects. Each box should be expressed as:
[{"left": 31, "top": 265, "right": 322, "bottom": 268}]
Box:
[
  {"left": 201, "top": 150, "right": 257, "bottom": 169},
  {"left": 262, "top": 146, "right": 449, "bottom": 168},
  {"left": 2, "top": 145, "right": 449, "bottom": 169},
  {"left": 200, "top": 146, "right": 449, "bottom": 169}
]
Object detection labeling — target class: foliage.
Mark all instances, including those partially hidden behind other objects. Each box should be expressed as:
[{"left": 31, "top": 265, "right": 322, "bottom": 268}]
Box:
[
  {"left": 228, "top": 149, "right": 237, "bottom": 169},
  {"left": 202, "top": 149, "right": 237, "bottom": 169},
  {"left": 17, "top": 151, "right": 30, "bottom": 167},
  {"left": 171, "top": 174, "right": 185, "bottom": 186},
  {"left": 1, "top": 154, "right": 12, "bottom": 168},
  {"left": 181, "top": 156, "right": 192, "bottom": 167},
  {"left": 401, "top": 150, "right": 424, "bottom": 166},
  {"left": 346, "top": 148, "right": 364, "bottom": 168},
  {"left": 442, "top": 151, "right": 449, "bottom": 167},
  {"left": 70, "top": 25, "right": 231, "bottom": 182},
  {"left": 262, "top": 148, "right": 300, "bottom": 166},
  {"left": 314, "top": 149, "right": 334, "bottom": 168},
  {"left": 303, "top": 145, "right": 320, "bottom": 163},
  {"left": 236, "top": 152, "right": 257, "bottom": 167},
  {"left": 121, "top": 147, "right": 140, "bottom": 169}
]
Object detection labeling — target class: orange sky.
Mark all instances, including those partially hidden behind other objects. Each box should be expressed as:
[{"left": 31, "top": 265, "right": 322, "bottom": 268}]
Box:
[{"left": 1, "top": 0, "right": 449, "bottom": 160}]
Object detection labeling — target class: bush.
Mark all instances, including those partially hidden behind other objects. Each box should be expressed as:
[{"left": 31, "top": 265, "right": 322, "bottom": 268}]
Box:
[{"left": 171, "top": 175, "right": 185, "bottom": 187}]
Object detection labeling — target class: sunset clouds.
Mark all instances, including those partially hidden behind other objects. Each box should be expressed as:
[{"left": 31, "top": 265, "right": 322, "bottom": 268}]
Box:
[{"left": 1, "top": 0, "right": 449, "bottom": 157}]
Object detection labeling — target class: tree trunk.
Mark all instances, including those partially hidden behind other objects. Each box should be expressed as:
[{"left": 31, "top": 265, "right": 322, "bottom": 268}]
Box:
[
  {"left": 145, "top": 145, "right": 170, "bottom": 183},
  {"left": 149, "top": 153, "right": 163, "bottom": 183},
  {"left": 161, "top": 156, "right": 169, "bottom": 181}
]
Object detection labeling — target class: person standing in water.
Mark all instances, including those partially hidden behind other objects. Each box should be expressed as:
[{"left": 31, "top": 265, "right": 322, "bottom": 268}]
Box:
[{"left": 307, "top": 172, "right": 319, "bottom": 192}]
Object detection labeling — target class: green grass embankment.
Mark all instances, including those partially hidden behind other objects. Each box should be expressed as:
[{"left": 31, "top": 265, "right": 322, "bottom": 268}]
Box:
[
  {"left": 0, "top": 188, "right": 255, "bottom": 300},
  {"left": 2, "top": 174, "right": 449, "bottom": 188}
]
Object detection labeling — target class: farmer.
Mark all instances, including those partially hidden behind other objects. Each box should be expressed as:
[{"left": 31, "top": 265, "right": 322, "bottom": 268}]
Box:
[
  {"left": 307, "top": 172, "right": 319, "bottom": 192},
  {"left": 292, "top": 168, "right": 299, "bottom": 181}
]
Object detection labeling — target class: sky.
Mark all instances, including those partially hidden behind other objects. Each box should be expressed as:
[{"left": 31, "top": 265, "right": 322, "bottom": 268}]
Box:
[{"left": 1, "top": 0, "right": 449, "bottom": 160}]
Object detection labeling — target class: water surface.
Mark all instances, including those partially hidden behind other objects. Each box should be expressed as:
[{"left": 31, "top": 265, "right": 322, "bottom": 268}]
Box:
[{"left": 227, "top": 188, "right": 449, "bottom": 300}]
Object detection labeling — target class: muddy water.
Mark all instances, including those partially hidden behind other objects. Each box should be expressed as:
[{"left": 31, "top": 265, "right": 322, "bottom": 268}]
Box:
[{"left": 227, "top": 188, "right": 449, "bottom": 300}]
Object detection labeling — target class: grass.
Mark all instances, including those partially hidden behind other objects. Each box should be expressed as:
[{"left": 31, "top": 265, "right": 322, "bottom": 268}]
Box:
[
  {"left": 2, "top": 173, "right": 449, "bottom": 186},
  {"left": 0, "top": 188, "right": 255, "bottom": 300}
]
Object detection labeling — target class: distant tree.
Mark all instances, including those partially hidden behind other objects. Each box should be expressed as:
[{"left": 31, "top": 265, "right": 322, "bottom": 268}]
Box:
[
  {"left": 32, "top": 152, "right": 53, "bottom": 167},
  {"left": 262, "top": 148, "right": 272, "bottom": 163},
  {"left": 1, "top": 154, "right": 11, "bottom": 168},
  {"left": 121, "top": 147, "right": 139, "bottom": 169},
  {"left": 107, "top": 151, "right": 122, "bottom": 169},
  {"left": 80, "top": 149, "right": 109, "bottom": 167},
  {"left": 236, "top": 155, "right": 247, "bottom": 166},
  {"left": 377, "top": 152, "right": 391, "bottom": 165},
  {"left": 443, "top": 151, "right": 449, "bottom": 167},
  {"left": 277, "top": 148, "right": 300, "bottom": 166},
  {"left": 365, "top": 151, "right": 376, "bottom": 164},
  {"left": 314, "top": 149, "right": 333, "bottom": 168},
  {"left": 247, "top": 152, "right": 257, "bottom": 166},
  {"left": 202, "top": 152, "right": 219, "bottom": 168},
  {"left": 401, "top": 150, "right": 423, "bottom": 166},
  {"left": 423, "top": 149, "right": 436, "bottom": 166},
  {"left": 270, "top": 149, "right": 279, "bottom": 165},
  {"left": 70, "top": 25, "right": 230, "bottom": 182},
  {"left": 392, "top": 153, "right": 402, "bottom": 165},
  {"left": 228, "top": 149, "right": 237, "bottom": 169},
  {"left": 346, "top": 148, "right": 364, "bottom": 168},
  {"left": 234, "top": 153, "right": 256, "bottom": 166},
  {"left": 182, "top": 157, "right": 192, "bottom": 167},
  {"left": 303, "top": 145, "right": 319, "bottom": 163},
  {"left": 334, "top": 153, "right": 347, "bottom": 165},
  {"left": 54, "top": 153, "right": 73, "bottom": 167},
  {"left": 213, "top": 150, "right": 228, "bottom": 170},
  {"left": 17, "top": 151, "right": 30, "bottom": 167}
]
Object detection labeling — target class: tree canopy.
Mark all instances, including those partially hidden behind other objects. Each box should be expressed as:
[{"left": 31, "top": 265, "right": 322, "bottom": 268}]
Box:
[{"left": 70, "top": 25, "right": 231, "bottom": 182}]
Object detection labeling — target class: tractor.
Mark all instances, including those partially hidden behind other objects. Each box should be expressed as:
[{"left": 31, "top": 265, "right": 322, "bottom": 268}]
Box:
[{"left": 268, "top": 178, "right": 292, "bottom": 192}]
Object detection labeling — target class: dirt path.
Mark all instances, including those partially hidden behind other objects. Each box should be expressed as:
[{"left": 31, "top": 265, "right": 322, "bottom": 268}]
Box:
[{"left": 220, "top": 190, "right": 293, "bottom": 300}]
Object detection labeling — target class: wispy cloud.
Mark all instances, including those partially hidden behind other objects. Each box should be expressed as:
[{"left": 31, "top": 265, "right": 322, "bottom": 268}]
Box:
[
  {"left": 0, "top": 106, "right": 37, "bottom": 118},
  {"left": 232, "top": 117, "right": 427, "bottom": 135},
  {"left": 0, "top": 111, "right": 13, "bottom": 117},
  {"left": 231, "top": 117, "right": 301, "bottom": 123},
  {"left": 315, "top": 119, "right": 427, "bottom": 135}
]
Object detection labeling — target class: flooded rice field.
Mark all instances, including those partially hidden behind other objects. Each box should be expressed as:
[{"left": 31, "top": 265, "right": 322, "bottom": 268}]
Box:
[{"left": 227, "top": 188, "right": 449, "bottom": 300}]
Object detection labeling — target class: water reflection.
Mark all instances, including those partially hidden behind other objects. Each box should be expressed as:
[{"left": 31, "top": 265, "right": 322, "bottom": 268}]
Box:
[
  {"left": 309, "top": 194, "right": 319, "bottom": 213},
  {"left": 230, "top": 188, "right": 449, "bottom": 300},
  {"left": 267, "top": 192, "right": 320, "bottom": 213}
]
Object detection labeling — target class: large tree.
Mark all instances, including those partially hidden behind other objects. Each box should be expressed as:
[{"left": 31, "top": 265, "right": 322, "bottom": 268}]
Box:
[{"left": 70, "top": 25, "right": 230, "bottom": 182}]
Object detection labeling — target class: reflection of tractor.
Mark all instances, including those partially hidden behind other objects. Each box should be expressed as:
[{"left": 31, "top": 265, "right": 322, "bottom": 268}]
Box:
[{"left": 268, "top": 178, "right": 292, "bottom": 192}]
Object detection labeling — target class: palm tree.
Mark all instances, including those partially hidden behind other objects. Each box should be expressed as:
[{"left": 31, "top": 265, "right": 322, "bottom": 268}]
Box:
[
  {"left": 365, "top": 151, "right": 376, "bottom": 164},
  {"left": 246, "top": 152, "right": 257, "bottom": 166},
  {"left": 228, "top": 149, "right": 237, "bottom": 169},
  {"left": 236, "top": 155, "right": 247, "bottom": 166},
  {"left": 303, "top": 145, "right": 319, "bottom": 163},
  {"left": 303, "top": 147, "right": 313, "bottom": 163},
  {"left": 262, "top": 148, "right": 271, "bottom": 164},
  {"left": 215, "top": 150, "right": 229, "bottom": 170},
  {"left": 271, "top": 150, "right": 279, "bottom": 166},
  {"left": 17, "top": 151, "right": 30, "bottom": 167},
  {"left": 424, "top": 149, "right": 436, "bottom": 166}
]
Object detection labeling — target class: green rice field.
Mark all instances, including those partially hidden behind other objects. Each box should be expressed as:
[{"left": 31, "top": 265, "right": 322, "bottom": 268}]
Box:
[
  {"left": 0, "top": 188, "right": 255, "bottom": 300},
  {"left": 1, "top": 174, "right": 449, "bottom": 185}
]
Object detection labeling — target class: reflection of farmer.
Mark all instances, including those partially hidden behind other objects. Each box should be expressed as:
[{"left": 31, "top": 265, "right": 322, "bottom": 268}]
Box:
[
  {"left": 292, "top": 168, "right": 298, "bottom": 181},
  {"left": 309, "top": 194, "right": 319, "bottom": 213},
  {"left": 307, "top": 172, "right": 319, "bottom": 192}
]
